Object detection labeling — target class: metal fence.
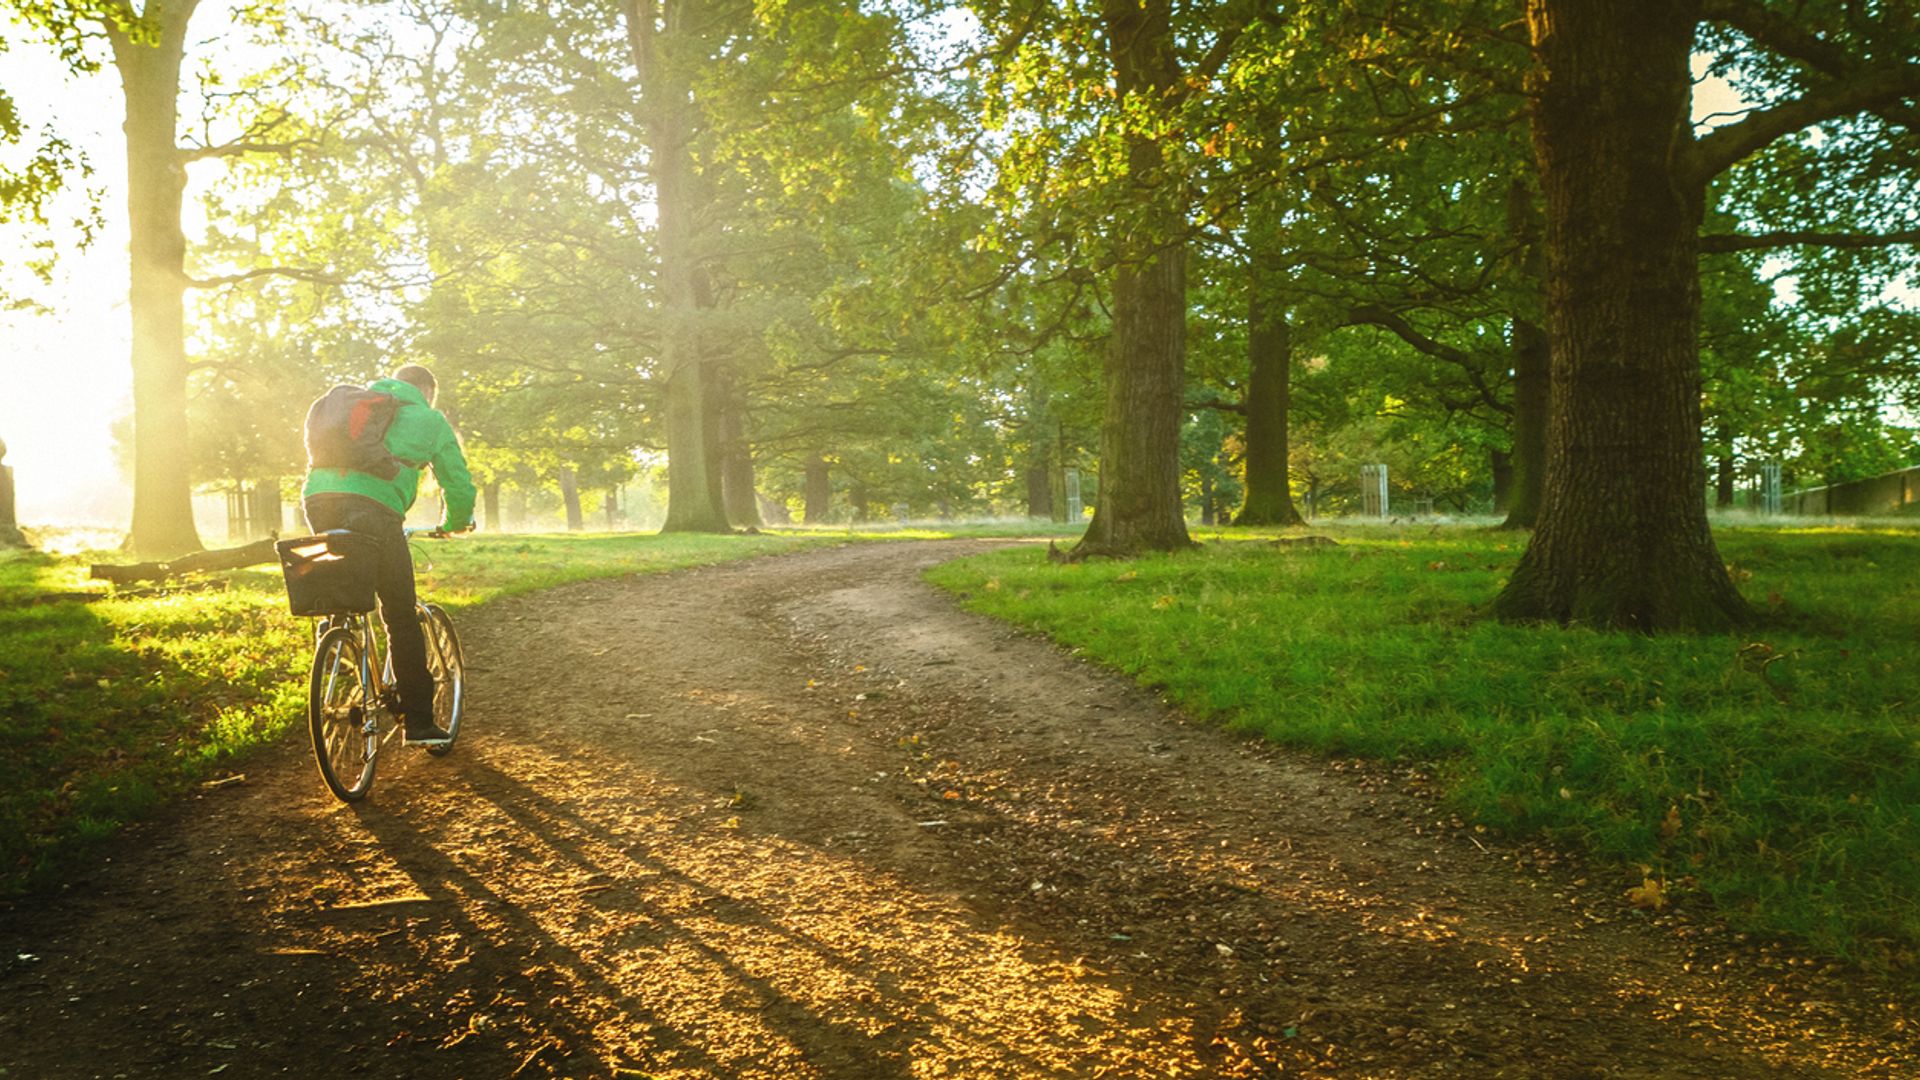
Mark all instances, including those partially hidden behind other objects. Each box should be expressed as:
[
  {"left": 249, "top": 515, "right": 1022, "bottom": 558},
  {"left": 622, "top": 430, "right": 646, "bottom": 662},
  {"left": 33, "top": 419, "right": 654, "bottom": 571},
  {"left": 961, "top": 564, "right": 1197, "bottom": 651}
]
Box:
[{"left": 1359, "top": 464, "right": 1388, "bottom": 519}]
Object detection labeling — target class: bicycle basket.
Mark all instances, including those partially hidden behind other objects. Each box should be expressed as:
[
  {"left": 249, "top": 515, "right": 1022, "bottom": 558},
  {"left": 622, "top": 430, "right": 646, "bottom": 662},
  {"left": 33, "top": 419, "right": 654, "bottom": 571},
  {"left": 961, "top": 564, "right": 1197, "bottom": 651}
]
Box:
[{"left": 276, "top": 532, "right": 381, "bottom": 616}]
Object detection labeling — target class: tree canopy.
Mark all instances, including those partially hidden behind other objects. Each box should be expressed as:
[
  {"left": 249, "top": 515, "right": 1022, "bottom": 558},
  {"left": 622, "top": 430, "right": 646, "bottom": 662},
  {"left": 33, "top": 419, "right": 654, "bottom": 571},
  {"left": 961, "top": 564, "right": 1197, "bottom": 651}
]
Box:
[{"left": 6, "top": 0, "right": 1917, "bottom": 623}]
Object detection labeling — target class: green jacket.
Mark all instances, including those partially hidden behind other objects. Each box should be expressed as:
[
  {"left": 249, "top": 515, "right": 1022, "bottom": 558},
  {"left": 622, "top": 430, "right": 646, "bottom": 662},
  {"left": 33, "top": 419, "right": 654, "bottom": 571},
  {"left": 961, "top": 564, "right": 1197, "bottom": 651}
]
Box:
[{"left": 302, "top": 378, "right": 477, "bottom": 531}]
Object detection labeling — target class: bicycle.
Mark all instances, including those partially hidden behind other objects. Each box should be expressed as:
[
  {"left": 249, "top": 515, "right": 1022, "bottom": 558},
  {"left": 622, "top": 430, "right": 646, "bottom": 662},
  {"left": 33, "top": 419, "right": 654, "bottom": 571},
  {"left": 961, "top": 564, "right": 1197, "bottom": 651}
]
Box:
[{"left": 278, "top": 527, "right": 466, "bottom": 802}]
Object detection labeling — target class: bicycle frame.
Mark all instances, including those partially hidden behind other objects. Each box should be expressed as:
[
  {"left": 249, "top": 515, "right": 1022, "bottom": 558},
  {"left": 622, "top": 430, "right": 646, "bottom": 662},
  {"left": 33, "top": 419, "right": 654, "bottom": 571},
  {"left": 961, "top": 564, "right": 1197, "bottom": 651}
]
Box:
[{"left": 315, "top": 606, "right": 418, "bottom": 756}]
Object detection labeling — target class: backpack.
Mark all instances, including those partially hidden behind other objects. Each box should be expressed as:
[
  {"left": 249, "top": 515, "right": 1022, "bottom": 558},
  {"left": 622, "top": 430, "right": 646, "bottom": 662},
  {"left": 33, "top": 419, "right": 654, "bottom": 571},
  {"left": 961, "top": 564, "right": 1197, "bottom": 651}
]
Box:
[{"left": 305, "top": 386, "right": 404, "bottom": 480}]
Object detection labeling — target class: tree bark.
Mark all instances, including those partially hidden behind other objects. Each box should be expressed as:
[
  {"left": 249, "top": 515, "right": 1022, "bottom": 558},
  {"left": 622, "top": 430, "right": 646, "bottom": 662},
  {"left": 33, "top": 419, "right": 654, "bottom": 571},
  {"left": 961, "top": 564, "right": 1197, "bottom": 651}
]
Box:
[
  {"left": 0, "top": 437, "right": 21, "bottom": 547},
  {"left": 508, "top": 484, "right": 529, "bottom": 530},
  {"left": 1495, "top": 0, "right": 1747, "bottom": 630},
  {"left": 1490, "top": 448, "right": 1513, "bottom": 513},
  {"left": 1025, "top": 393, "right": 1055, "bottom": 519},
  {"left": 718, "top": 372, "right": 761, "bottom": 528},
  {"left": 109, "top": 2, "right": 203, "bottom": 557},
  {"left": 482, "top": 481, "right": 501, "bottom": 530},
  {"left": 1232, "top": 291, "right": 1305, "bottom": 527},
  {"left": 605, "top": 485, "right": 620, "bottom": 529},
  {"left": 803, "top": 455, "right": 831, "bottom": 523},
  {"left": 626, "top": 0, "right": 730, "bottom": 534},
  {"left": 558, "top": 467, "right": 584, "bottom": 531},
  {"left": 1025, "top": 445, "right": 1053, "bottom": 520},
  {"left": 1073, "top": 0, "right": 1193, "bottom": 558}
]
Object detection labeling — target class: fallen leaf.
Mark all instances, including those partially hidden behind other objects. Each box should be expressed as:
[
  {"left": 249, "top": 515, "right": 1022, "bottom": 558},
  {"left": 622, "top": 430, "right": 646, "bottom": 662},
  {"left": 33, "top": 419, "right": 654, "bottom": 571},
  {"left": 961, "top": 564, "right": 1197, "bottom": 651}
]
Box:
[
  {"left": 1625, "top": 876, "right": 1668, "bottom": 911},
  {"left": 1659, "top": 805, "right": 1683, "bottom": 840}
]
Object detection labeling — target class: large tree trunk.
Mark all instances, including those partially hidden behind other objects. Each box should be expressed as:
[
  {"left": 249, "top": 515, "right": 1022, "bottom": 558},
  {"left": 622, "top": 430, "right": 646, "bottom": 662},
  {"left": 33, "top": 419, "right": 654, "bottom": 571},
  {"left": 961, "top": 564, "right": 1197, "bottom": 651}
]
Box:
[
  {"left": 1024, "top": 393, "right": 1055, "bottom": 519},
  {"left": 0, "top": 439, "right": 24, "bottom": 547},
  {"left": 482, "top": 481, "right": 501, "bottom": 530},
  {"left": 718, "top": 373, "right": 761, "bottom": 529},
  {"left": 803, "top": 455, "right": 831, "bottom": 523},
  {"left": 1490, "top": 448, "right": 1514, "bottom": 513},
  {"left": 657, "top": 310, "right": 733, "bottom": 541},
  {"left": 508, "top": 484, "right": 529, "bottom": 529},
  {"left": 110, "top": 4, "right": 203, "bottom": 558},
  {"left": 1232, "top": 291, "right": 1305, "bottom": 527},
  {"left": 558, "top": 467, "right": 584, "bottom": 531},
  {"left": 1025, "top": 444, "right": 1053, "bottom": 519},
  {"left": 1074, "top": 0, "right": 1193, "bottom": 558},
  {"left": 1495, "top": 0, "right": 1747, "bottom": 630},
  {"left": 626, "top": 0, "right": 729, "bottom": 534}
]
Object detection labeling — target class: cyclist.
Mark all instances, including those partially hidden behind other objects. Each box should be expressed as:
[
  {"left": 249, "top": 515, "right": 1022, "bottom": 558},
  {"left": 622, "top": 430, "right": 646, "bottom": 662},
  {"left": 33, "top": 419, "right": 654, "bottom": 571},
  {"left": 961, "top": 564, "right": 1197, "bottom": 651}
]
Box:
[{"left": 301, "top": 363, "right": 475, "bottom": 746}]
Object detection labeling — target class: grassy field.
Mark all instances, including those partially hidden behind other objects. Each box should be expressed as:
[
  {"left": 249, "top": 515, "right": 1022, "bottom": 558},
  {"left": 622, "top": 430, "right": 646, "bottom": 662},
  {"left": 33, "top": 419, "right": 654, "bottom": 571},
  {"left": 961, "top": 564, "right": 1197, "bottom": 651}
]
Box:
[
  {"left": 0, "top": 529, "right": 884, "bottom": 894},
  {"left": 925, "top": 523, "right": 1920, "bottom": 968}
]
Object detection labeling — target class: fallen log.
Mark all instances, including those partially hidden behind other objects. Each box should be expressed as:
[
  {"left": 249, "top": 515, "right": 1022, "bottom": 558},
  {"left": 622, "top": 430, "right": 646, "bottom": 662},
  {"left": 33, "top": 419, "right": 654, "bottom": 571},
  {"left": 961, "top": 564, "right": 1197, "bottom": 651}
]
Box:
[
  {"left": 89, "top": 536, "right": 280, "bottom": 585},
  {"left": 13, "top": 579, "right": 230, "bottom": 607}
]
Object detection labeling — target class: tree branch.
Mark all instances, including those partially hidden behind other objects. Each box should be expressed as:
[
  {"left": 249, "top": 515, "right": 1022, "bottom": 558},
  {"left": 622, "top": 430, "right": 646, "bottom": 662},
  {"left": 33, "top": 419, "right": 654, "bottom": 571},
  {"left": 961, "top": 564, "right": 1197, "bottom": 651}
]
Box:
[
  {"left": 1345, "top": 304, "right": 1511, "bottom": 416},
  {"left": 1700, "top": 0, "right": 1847, "bottom": 66},
  {"left": 1699, "top": 0, "right": 1920, "bottom": 133},
  {"left": 178, "top": 140, "right": 312, "bottom": 162},
  {"left": 1701, "top": 228, "right": 1920, "bottom": 253},
  {"left": 1685, "top": 60, "right": 1920, "bottom": 185},
  {"left": 183, "top": 266, "right": 347, "bottom": 289}
]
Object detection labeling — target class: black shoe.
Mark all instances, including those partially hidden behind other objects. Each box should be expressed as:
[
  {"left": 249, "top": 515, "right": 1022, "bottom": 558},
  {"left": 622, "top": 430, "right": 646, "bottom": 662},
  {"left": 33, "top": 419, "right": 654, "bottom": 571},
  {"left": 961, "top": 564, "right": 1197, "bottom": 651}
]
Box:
[{"left": 403, "top": 719, "right": 453, "bottom": 747}]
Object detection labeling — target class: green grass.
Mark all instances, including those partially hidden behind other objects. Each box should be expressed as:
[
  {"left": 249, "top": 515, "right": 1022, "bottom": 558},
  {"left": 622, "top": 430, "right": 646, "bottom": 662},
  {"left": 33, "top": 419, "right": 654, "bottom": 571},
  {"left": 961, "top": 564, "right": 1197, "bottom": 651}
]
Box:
[
  {"left": 925, "top": 522, "right": 1920, "bottom": 968},
  {"left": 0, "top": 529, "right": 870, "bottom": 894}
]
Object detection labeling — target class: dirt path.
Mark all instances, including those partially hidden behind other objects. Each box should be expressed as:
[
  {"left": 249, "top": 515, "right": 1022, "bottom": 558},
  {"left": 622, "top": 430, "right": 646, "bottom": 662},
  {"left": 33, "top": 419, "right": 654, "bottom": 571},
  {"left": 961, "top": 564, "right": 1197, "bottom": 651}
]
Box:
[{"left": 1, "top": 540, "right": 1913, "bottom": 1079}]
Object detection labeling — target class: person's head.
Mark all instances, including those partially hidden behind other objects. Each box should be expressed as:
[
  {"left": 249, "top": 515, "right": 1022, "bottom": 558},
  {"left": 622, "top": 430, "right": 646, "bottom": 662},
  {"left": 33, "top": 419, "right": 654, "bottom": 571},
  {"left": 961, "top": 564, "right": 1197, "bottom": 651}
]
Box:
[{"left": 392, "top": 364, "right": 438, "bottom": 406}]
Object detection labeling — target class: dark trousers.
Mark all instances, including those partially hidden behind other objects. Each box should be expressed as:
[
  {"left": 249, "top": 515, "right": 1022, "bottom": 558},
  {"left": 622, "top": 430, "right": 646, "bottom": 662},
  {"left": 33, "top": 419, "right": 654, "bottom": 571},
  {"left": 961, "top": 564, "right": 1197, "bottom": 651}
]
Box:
[{"left": 303, "top": 494, "right": 435, "bottom": 721}]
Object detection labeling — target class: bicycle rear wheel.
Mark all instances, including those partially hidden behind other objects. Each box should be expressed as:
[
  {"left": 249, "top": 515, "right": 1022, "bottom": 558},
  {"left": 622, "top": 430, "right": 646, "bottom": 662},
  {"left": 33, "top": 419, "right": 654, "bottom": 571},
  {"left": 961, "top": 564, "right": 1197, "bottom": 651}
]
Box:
[
  {"left": 310, "top": 625, "right": 378, "bottom": 801},
  {"left": 420, "top": 603, "right": 464, "bottom": 756}
]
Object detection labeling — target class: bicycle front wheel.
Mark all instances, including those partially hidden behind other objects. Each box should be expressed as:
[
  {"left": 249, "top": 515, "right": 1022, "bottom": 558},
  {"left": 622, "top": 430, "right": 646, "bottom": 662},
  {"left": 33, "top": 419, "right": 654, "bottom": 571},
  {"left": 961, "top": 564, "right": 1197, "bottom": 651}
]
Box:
[
  {"left": 420, "top": 603, "right": 464, "bottom": 757},
  {"left": 310, "top": 625, "right": 378, "bottom": 801}
]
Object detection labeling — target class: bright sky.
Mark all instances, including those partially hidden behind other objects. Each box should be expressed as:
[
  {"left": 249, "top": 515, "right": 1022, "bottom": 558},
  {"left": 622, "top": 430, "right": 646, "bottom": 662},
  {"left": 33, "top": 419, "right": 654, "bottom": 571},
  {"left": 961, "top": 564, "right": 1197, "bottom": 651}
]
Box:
[
  {"left": 0, "top": 4, "right": 257, "bottom": 525},
  {"left": 2, "top": 26, "right": 133, "bottom": 525},
  {"left": 0, "top": 13, "right": 1843, "bottom": 528}
]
